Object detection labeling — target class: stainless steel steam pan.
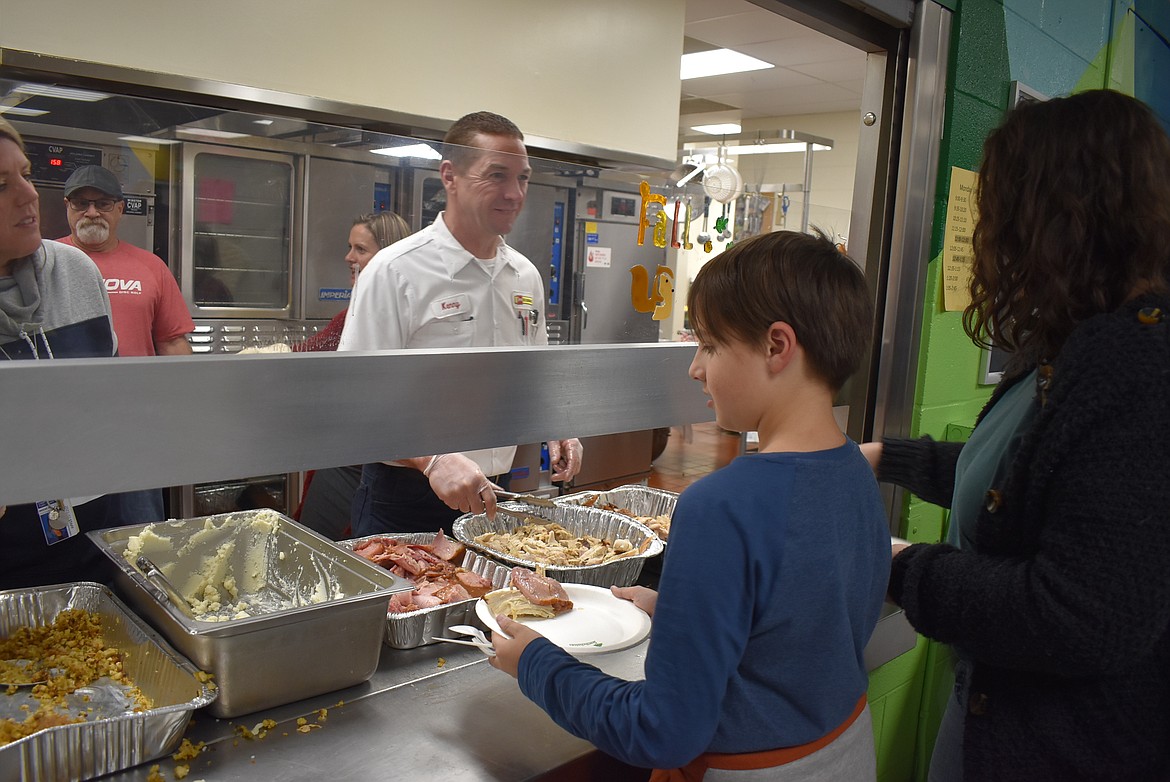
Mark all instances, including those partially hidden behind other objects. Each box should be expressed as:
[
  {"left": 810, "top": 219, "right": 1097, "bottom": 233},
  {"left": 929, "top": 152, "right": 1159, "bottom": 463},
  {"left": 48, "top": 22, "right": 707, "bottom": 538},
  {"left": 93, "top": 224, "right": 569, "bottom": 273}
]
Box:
[
  {"left": 452, "top": 503, "right": 664, "bottom": 588},
  {"left": 0, "top": 582, "right": 216, "bottom": 781},
  {"left": 337, "top": 533, "right": 512, "bottom": 649},
  {"left": 557, "top": 485, "right": 678, "bottom": 541},
  {"left": 88, "top": 510, "right": 413, "bottom": 718}
]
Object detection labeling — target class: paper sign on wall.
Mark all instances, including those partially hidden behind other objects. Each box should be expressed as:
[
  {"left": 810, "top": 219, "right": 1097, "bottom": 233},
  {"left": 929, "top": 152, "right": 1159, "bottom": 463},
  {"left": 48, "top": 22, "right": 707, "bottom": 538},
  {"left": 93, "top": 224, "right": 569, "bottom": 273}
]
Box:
[
  {"left": 586, "top": 246, "right": 612, "bottom": 268},
  {"left": 942, "top": 166, "right": 978, "bottom": 312}
]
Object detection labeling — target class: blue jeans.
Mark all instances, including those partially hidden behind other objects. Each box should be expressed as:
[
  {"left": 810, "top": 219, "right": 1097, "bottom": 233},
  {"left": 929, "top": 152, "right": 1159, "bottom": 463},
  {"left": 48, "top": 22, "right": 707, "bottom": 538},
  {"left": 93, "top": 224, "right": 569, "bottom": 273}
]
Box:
[
  {"left": 928, "top": 656, "right": 971, "bottom": 782},
  {"left": 113, "top": 489, "right": 166, "bottom": 524}
]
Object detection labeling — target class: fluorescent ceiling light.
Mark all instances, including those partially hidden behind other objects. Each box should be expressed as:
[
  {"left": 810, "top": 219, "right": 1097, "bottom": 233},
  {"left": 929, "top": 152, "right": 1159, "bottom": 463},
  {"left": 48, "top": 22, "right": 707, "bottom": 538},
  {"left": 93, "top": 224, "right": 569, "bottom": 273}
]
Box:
[
  {"left": 176, "top": 128, "right": 250, "bottom": 139},
  {"left": 371, "top": 143, "right": 441, "bottom": 160},
  {"left": 726, "top": 142, "right": 832, "bottom": 155},
  {"left": 681, "top": 49, "right": 773, "bottom": 80},
  {"left": 253, "top": 119, "right": 274, "bottom": 126},
  {"left": 690, "top": 123, "right": 742, "bottom": 135},
  {"left": 0, "top": 106, "right": 48, "bottom": 117},
  {"left": 12, "top": 83, "right": 109, "bottom": 101},
  {"left": 118, "top": 135, "right": 180, "bottom": 146}
]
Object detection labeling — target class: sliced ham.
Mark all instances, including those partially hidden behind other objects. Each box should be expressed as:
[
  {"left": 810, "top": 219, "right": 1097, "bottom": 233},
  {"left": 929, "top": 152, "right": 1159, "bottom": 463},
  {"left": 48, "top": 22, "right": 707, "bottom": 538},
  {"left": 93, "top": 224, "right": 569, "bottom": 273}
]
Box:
[
  {"left": 509, "top": 567, "right": 572, "bottom": 615},
  {"left": 356, "top": 530, "right": 492, "bottom": 615},
  {"left": 430, "top": 529, "right": 466, "bottom": 562}
]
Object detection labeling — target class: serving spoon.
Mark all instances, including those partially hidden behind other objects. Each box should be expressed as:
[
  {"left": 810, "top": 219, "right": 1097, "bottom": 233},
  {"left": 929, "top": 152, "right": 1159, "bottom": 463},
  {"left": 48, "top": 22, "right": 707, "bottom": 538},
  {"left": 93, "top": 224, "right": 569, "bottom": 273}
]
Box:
[{"left": 0, "top": 658, "right": 49, "bottom": 688}]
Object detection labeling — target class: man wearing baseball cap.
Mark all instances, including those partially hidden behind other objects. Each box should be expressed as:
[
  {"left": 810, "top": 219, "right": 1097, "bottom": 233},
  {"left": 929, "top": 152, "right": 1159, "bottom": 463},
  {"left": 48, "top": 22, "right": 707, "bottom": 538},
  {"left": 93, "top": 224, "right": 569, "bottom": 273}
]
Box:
[
  {"left": 57, "top": 164, "right": 195, "bottom": 523},
  {"left": 58, "top": 165, "right": 193, "bottom": 357}
]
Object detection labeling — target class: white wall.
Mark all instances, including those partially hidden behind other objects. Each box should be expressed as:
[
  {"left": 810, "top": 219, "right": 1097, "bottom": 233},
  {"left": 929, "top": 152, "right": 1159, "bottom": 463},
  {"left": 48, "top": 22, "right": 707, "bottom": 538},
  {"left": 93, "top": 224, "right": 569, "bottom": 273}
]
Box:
[
  {"left": 664, "top": 110, "right": 861, "bottom": 339},
  {"left": 0, "top": 0, "right": 684, "bottom": 162}
]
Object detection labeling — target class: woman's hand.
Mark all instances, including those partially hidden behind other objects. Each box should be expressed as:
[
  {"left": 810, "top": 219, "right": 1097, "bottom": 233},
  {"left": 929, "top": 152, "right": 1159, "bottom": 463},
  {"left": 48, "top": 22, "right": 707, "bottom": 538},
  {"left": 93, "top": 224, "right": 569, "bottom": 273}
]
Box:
[
  {"left": 488, "top": 616, "right": 543, "bottom": 678},
  {"left": 610, "top": 585, "right": 658, "bottom": 617}
]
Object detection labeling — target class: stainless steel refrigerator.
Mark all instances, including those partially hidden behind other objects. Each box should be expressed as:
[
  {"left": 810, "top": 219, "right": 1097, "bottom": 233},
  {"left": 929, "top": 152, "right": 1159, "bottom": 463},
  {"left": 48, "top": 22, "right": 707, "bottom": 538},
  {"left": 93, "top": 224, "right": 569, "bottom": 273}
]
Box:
[
  {"left": 566, "top": 184, "right": 667, "bottom": 345},
  {"left": 560, "top": 184, "right": 671, "bottom": 490}
]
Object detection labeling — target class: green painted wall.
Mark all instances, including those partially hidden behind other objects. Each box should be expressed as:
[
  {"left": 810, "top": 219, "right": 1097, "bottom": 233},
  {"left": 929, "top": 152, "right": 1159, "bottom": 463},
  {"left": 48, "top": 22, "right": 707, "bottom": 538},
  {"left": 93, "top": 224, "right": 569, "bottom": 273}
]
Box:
[{"left": 867, "top": 1, "right": 1169, "bottom": 779}]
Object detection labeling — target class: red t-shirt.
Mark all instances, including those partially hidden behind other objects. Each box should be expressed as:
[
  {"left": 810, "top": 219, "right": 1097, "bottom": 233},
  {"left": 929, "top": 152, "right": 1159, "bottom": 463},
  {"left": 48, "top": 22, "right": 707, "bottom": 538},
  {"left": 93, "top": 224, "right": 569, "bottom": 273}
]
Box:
[{"left": 56, "top": 237, "right": 194, "bottom": 356}]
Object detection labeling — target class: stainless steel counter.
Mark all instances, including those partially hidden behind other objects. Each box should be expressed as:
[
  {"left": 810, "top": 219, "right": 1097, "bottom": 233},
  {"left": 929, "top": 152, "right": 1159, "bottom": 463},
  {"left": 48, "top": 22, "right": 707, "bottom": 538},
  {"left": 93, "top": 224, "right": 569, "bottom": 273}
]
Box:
[
  {"left": 104, "top": 603, "right": 915, "bottom": 781},
  {"left": 106, "top": 640, "right": 650, "bottom": 782}
]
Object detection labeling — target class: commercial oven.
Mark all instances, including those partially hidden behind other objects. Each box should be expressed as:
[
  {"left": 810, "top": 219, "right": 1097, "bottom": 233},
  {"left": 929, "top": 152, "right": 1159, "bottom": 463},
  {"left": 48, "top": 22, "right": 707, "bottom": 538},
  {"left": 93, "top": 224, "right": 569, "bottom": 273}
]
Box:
[{"left": 24, "top": 137, "right": 157, "bottom": 254}]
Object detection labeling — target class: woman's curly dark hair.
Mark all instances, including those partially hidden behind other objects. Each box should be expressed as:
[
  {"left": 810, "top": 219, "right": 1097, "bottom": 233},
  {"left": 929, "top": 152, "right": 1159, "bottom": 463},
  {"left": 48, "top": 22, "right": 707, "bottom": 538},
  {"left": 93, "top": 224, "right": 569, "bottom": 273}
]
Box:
[{"left": 964, "top": 90, "right": 1170, "bottom": 370}]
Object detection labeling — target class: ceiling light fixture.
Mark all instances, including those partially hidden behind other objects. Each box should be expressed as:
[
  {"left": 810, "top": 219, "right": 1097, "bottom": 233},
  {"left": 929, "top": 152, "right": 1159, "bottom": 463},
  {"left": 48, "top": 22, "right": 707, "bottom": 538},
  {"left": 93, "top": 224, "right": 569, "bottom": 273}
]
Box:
[
  {"left": 11, "top": 83, "right": 109, "bottom": 101},
  {"left": 176, "top": 128, "right": 250, "bottom": 139},
  {"left": 370, "top": 143, "right": 441, "bottom": 160},
  {"left": 0, "top": 106, "right": 48, "bottom": 117},
  {"left": 726, "top": 142, "right": 832, "bottom": 155},
  {"left": 118, "top": 135, "right": 181, "bottom": 146},
  {"left": 681, "top": 49, "right": 773, "bottom": 80},
  {"left": 690, "top": 123, "right": 742, "bottom": 135}
]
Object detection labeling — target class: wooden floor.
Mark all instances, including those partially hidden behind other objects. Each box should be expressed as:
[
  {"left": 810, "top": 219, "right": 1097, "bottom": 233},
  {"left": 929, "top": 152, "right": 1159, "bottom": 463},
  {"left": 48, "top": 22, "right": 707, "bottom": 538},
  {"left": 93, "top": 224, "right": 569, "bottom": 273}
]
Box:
[{"left": 646, "top": 422, "right": 743, "bottom": 493}]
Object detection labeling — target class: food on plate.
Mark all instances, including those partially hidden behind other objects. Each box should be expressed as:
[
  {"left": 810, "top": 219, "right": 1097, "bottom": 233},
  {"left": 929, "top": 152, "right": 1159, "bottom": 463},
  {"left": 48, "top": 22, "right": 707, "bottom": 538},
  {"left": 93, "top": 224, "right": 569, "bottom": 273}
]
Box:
[
  {"left": 472, "top": 520, "right": 647, "bottom": 566},
  {"left": 352, "top": 530, "right": 493, "bottom": 613},
  {"left": 484, "top": 567, "right": 574, "bottom": 620},
  {"left": 580, "top": 496, "right": 673, "bottom": 540},
  {"left": 0, "top": 609, "right": 152, "bottom": 746}
]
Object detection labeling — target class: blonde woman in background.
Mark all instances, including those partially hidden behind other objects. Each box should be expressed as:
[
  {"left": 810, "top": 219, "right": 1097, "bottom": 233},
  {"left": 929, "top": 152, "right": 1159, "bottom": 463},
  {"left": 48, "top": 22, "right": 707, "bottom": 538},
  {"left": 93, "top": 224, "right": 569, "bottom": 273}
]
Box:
[{"left": 291, "top": 211, "right": 411, "bottom": 539}]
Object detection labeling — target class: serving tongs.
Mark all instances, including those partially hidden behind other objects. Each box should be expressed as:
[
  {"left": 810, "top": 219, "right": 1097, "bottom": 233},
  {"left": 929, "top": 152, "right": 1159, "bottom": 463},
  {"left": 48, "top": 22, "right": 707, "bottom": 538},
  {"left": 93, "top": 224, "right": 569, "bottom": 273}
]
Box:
[
  {"left": 135, "top": 555, "right": 197, "bottom": 619},
  {"left": 491, "top": 490, "right": 557, "bottom": 509}
]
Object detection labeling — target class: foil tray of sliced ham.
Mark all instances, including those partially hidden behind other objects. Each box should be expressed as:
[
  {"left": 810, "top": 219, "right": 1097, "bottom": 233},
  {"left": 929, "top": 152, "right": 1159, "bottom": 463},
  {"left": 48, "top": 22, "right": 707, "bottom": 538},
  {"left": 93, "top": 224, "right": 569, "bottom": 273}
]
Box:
[
  {"left": 336, "top": 534, "right": 513, "bottom": 649},
  {"left": 452, "top": 503, "right": 665, "bottom": 588},
  {"left": 556, "top": 486, "right": 678, "bottom": 540}
]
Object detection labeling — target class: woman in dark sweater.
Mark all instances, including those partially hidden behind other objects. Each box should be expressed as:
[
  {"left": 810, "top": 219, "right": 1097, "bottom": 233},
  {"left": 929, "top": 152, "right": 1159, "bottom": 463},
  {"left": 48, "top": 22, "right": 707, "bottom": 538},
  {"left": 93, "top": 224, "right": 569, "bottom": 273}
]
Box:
[{"left": 865, "top": 90, "right": 1170, "bottom": 781}]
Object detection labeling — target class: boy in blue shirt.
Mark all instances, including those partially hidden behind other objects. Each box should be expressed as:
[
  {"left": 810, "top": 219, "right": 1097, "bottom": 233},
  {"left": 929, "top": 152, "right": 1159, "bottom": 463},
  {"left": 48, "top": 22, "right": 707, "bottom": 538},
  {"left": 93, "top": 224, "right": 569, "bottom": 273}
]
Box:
[{"left": 490, "top": 230, "right": 889, "bottom": 781}]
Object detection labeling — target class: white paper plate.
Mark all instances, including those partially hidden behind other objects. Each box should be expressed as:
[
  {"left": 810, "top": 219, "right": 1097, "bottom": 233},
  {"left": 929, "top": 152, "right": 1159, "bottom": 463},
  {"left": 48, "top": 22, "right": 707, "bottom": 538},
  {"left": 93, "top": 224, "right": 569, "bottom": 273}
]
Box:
[{"left": 476, "top": 584, "right": 651, "bottom": 655}]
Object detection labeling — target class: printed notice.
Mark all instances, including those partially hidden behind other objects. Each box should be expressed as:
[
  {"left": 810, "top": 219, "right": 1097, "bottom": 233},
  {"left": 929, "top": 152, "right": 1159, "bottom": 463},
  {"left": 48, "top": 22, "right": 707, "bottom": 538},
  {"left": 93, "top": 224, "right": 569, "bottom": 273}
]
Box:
[
  {"left": 586, "top": 246, "right": 612, "bottom": 268},
  {"left": 942, "top": 166, "right": 978, "bottom": 312}
]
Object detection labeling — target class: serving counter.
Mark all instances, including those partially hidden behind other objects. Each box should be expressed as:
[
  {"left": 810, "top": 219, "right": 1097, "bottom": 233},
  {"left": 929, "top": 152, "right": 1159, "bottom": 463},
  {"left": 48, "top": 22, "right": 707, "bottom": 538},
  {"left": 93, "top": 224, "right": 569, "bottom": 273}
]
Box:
[
  {"left": 107, "top": 638, "right": 651, "bottom": 782},
  {"left": 101, "top": 601, "right": 914, "bottom": 781}
]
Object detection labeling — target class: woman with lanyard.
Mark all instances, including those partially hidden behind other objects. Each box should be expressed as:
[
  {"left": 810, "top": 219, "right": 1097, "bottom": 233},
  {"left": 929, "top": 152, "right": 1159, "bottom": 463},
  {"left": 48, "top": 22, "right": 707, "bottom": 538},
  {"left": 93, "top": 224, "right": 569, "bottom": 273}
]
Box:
[{"left": 0, "top": 117, "right": 121, "bottom": 589}]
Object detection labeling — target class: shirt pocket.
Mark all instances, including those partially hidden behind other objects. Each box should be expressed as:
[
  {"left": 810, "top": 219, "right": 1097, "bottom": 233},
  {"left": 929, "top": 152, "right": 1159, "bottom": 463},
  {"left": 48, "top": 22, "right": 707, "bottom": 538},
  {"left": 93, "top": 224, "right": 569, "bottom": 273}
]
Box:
[{"left": 414, "top": 314, "right": 476, "bottom": 348}]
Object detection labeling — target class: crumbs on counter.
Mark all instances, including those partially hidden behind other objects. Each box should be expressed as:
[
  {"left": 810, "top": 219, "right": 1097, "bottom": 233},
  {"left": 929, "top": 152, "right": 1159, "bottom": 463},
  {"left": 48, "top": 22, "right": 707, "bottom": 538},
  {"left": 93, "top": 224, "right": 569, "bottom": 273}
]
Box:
[
  {"left": 234, "top": 718, "right": 277, "bottom": 740},
  {"left": 172, "top": 737, "right": 205, "bottom": 761}
]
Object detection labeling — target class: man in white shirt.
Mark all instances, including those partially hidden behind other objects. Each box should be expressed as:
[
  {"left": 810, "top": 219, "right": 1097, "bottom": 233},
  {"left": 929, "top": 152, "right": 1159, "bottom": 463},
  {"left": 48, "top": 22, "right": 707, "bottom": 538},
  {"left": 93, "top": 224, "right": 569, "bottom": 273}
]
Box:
[{"left": 338, "top": 111, "right": 583, "bottom": 535}]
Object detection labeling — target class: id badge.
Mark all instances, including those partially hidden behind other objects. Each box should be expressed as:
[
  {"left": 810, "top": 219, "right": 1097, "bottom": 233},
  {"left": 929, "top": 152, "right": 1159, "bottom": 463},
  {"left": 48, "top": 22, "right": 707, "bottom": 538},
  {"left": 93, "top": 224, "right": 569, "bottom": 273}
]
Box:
[{"left": 36, "top": 499, "right": 80, "bottom": 545}]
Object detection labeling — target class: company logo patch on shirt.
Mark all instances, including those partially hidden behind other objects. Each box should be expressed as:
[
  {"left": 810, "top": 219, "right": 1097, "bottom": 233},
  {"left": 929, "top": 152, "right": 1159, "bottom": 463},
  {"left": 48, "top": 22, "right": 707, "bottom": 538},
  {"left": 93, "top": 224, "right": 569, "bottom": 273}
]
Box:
[
  {"left": 104, "top": 278, "right": 143, "bottom": 294},
  {"left": 512, "top": 292, "right": 534, "bottom": 308},
  {"left": 433, "top": 294, "right": 471, "bottom": 319}
]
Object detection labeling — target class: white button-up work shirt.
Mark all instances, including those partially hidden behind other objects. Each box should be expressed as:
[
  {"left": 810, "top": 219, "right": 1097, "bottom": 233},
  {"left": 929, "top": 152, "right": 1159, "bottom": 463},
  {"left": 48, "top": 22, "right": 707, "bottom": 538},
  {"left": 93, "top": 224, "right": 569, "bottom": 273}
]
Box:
[{"left": 338, "top": 214, "right": 547, "bottom": 475}]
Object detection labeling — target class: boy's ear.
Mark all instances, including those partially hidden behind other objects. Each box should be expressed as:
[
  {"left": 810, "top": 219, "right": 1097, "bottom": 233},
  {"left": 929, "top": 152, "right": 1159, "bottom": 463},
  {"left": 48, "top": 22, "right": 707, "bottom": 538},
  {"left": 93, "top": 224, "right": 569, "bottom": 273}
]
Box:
[{"left": 765, "top": 321, "right": 798, "bottom": 373}]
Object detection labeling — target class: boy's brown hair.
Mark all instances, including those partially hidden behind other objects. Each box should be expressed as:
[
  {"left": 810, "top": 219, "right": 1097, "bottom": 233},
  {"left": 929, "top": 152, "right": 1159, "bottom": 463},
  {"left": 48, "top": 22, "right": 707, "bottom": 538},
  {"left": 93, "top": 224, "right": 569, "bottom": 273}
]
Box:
[{"left": 687, "top": 229, "right": 872, "bottom": 391}]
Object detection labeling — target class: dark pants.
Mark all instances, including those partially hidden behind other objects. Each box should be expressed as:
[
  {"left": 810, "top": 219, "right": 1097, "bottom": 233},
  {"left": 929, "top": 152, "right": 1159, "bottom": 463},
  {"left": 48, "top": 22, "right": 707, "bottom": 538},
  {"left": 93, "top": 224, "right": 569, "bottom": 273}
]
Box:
[
  {"left": 351, "top": 463, "right": 509, "bottom": 538},
  {"left": 113, "top": 488, "right": 166, "bottom": 524},
  {"left": 297, "top": 465, "right": 362, "bottom": 540}
]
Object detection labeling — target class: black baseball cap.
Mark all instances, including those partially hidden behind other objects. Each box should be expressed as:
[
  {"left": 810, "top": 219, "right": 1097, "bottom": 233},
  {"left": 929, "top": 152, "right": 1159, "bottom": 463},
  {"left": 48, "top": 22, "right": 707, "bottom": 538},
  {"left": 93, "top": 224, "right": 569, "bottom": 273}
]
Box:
[{"left": 63, "top": 165, "right": 124, "bottom": 199}]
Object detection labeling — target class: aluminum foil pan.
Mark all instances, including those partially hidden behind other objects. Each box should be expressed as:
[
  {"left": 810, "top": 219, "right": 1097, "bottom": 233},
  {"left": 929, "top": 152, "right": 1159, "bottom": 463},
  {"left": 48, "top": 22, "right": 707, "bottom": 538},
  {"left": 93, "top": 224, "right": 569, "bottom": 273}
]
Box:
[
  {"left": 337, "top": 533, "right": 512, "bottom": 649},
  {"left": 88, "top": 510, "right": 413, "bottom": 718},
  {"left": 453, "top": 503, "right": 664, "bottom": 588},
  {"left": 0, "top": 582, "right": 216, "bottom": 781},
  {"left": 558, "top": 485, "right": 678, "bottom": 541}
]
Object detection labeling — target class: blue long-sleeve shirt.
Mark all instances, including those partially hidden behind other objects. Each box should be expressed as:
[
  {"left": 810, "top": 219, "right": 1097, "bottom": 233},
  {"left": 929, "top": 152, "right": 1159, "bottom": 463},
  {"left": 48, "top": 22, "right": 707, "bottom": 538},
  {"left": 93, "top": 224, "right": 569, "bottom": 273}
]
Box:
[{"left": 517, "top": 442, "right": 890, "bottom": 769}]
